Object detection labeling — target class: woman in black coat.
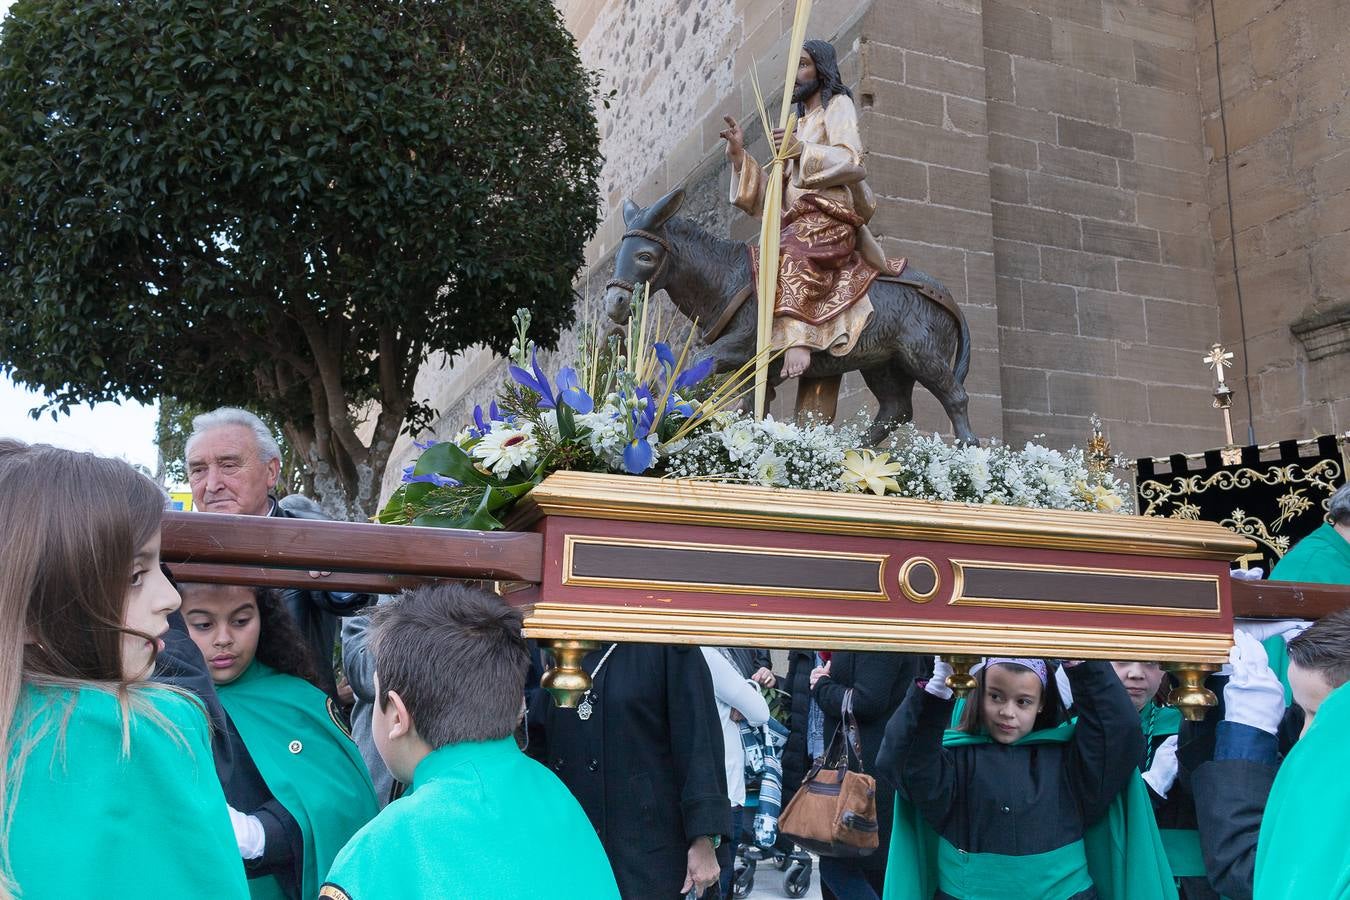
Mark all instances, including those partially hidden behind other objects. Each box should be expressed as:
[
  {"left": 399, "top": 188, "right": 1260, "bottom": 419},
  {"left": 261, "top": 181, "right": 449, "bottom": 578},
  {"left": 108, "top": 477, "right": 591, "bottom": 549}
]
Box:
[
  {"left": 809, "top": 650, "right": 925, "bottom": 899},
  {"left": 528, "top": 643, "right": 731, "bottom": 899}
]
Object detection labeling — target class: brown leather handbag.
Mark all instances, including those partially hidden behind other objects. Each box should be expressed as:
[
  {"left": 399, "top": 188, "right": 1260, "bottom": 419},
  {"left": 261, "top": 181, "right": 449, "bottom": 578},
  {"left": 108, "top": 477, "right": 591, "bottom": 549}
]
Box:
[{"left": 778, "top": 688, "right": 879, "bottom": 857}]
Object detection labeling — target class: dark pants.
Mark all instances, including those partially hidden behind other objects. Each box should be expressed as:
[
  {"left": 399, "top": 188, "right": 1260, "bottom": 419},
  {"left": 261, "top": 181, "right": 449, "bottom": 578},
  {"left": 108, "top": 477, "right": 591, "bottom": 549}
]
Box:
[
  {"left": 819, "top": 857, "right": 882, "bottom": 900},
  {"left": 716, "top": 806, "right": 743, "bottom": 898}
]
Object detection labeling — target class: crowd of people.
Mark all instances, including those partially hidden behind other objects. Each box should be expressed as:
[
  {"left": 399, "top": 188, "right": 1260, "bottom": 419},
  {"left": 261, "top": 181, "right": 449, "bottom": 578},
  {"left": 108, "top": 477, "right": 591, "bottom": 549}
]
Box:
[{"left": 3, "top": 412, "right": 1350, "bottom": 900}]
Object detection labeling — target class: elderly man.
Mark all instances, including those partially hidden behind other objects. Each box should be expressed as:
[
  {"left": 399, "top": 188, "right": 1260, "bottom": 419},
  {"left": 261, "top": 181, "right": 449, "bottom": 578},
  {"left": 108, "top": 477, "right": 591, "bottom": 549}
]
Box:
[
  {"left": 1269, "top": 483, "right": 1350, "bottom": 583},
  {"left": 185, "top": 406, "right": 372, "bottom": 697}
]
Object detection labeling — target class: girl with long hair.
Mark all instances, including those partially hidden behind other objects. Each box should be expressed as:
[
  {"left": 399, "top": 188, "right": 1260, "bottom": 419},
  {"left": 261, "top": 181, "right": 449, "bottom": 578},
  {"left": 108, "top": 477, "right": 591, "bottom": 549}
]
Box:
[
  {"left": 179, "top": 582, "right": 377, "bottom": 899},
  {"left": 0, "top": 440, "right": 248, "bottom": 898}
]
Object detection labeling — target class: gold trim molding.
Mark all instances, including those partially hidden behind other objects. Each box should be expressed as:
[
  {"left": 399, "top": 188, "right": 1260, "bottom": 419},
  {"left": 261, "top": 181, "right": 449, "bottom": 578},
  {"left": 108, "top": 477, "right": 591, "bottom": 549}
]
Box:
[
  {"left": 561, "top": 534, "right": 890, "bottom": 602},
  {"left": 898, "top": 556, "right": 941, "bottom": 603},
  {"left": 520, "top": 603, "right": 1230, "bottom": 664},
  {"left": 516, "top": 472, "right": 1254, "bottom": 561}
]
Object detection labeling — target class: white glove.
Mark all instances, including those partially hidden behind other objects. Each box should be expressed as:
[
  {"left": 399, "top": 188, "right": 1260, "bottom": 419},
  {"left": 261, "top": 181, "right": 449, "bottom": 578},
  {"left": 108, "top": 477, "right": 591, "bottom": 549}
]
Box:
[
  {"left": 1230, "top": 567, "right": 1264, "bottom": 581},
  {"left": 1055, "top": 664, "right": 1074, "bottom": 709},
  {"left": 227, "top": 805, "right": 266, "bottom": 860},
  {"left": 1224, "top": 631, "right": 1286, "bottom": 735},
  {"left": 1141, "top": 734, "right": 1179, "bottom": 798},
  {"left": 1235, "top": 618, "right": 1311, "bottom": 643},
  {"left": 925, "top": 656, "right": 954, "bottom": 700}
]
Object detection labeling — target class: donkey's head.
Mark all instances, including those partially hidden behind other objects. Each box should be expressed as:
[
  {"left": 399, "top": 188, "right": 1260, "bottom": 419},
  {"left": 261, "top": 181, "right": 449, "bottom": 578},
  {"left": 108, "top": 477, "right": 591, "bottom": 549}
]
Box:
[{"left": 603, "top": 187, "right": 686, "bottom": 326}]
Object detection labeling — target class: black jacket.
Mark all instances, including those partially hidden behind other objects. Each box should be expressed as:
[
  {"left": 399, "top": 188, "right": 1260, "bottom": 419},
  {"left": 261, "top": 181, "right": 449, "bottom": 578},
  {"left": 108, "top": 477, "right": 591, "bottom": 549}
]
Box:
[
  {"left": 272, "top": 495, "right": 372, "bottom": 698},
  {"left": 780, "top": 650, "right": 817, "bottom": 806},
  {"left": 529, "top": 643, "right": 730, "bottom": 899},
  {"left": 878, "top": 660, "right": 1141, "bottom": 896},
  {"left": 810, "top": 651, "right": 924, "bottom": 873},
  {"left": 155, "top": 609, "right": 303, "bottom": 896}
]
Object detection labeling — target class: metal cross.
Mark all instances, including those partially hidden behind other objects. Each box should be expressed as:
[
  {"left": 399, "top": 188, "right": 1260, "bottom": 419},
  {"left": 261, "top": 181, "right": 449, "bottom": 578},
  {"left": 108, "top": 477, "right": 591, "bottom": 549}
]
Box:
[{"left": 1203, "top": 343, "right": 1234, "bottom": 384}]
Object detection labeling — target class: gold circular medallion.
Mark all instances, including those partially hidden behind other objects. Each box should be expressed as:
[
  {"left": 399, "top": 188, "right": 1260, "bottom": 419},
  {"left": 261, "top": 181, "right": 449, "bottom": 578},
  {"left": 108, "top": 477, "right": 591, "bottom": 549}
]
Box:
[
  {"left": 899, "top": 556, "right": 941, "bottom": 603},
  {"left": 288, "top": 740, "right": 303, "bottom": 754}
]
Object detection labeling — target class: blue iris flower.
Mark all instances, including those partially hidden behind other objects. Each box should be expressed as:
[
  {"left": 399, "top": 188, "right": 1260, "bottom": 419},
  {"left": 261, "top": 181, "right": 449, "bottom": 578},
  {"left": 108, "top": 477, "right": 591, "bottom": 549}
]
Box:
[
  {"left": 652, "top": 342, "right": 714, "bottom": 392},
  {"left": 508, "top": 349, "right": 557, "bottom": 409},
  {"left": 622, "top": 437, "right": 655, "bottom": 474},
  {"left": 553, "top": 367, "right": 595, "bottom": 414},
  {"left": 401, "top": 466, "right": 458, "bottom": 488},
  {"left": 619, "top": 387, "right": 660, "bottom": 474},
  {"left": 413, "top": 437, "right": 439, "bottom": 451}
]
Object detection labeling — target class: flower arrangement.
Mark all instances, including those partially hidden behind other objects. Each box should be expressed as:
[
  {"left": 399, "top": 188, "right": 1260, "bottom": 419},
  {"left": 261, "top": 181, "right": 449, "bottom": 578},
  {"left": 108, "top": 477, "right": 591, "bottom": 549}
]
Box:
[{"left": 379, "top": 290, "right": 1132, "bottom": 529}]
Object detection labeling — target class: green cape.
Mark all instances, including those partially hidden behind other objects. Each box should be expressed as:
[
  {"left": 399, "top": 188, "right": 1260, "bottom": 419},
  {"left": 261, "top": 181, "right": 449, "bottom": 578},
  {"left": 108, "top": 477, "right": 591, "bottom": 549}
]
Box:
[
  {"left": 1269, "top": 522, "right": 1350, "bottom": 585},
  {"left": 322, "top": 736, "right": 620, "bottom": 899},
  {"left": 1138, "top": 701, "right": 1207, "bottom": 881},
  {"left": 883, "top": 722, "right": 1177, "bottom": 900},
  {"left": 1254, "top": 681, "right": 1350, "bottom": 899},
  {"left": 7, "top": 683, "right": 249, "bottom": 898},
  {"left": 219, "top": 662, "right": 377, "bottom": 900}
]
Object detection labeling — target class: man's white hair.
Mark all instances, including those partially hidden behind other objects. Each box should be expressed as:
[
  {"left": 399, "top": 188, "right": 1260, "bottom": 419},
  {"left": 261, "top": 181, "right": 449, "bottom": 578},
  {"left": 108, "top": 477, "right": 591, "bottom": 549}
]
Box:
[
  {"left": 185, "top": 407, "right": 282, "bottom": 465},
  {"left": 1330, "top": 483, "right": 1350, "bottom": 526}
]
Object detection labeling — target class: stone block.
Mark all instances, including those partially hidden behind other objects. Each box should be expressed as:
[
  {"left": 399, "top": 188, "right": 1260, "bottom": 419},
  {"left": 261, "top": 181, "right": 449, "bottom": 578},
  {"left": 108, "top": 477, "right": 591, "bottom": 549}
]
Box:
[
  {"left": 1100, "top": 1, "right": 1196, "bottom": 51},
  {"left": 1015, "top": 58, "right": 1121, "bottom": 124},
  {"left": 930, "top": 166, "right": 992, "bottom": 212},
  {"left": 989, "top": 132, "right": 1038, "bottom": 168},
  {"left": 861, "top": 40, "right": 906, "bottom": 85},
  {"left": 880, "top": 239, "right": 970, "bottom": 298},
  {"left": 1119, "top": 161, "right": 1207, "bottom": 202},
  {"left": 984, "top": 50, "right": 1016, "bottom": 103},
  {"left": 870, "top": 0, "right": 985, "bottom": 66},
  {"left": 993, "top": 237, "right": 1042, "bottom": 280},
  {"left": 1021, "top": 280, "right": 1079, "bottom": 332},
  {"left": 997, "top": 276, "right": 1024, "bottom": 327},
  {"left": 1000, "top": 328, "right": 1117, "bottom": 374},
  {"left": 1116, "top": 342, "right": 1212, "bottom": 385},
  {"left": 1133, "top": 41, "right": 1198, "bottom": 93},
  {"left": 1082, "top": 219, "right": 1161, "bottom": 261},
  {"left": 945, "top": 95, "right": 987, "bottom": 134},
  {"left": 1057, "top": 117, "right": 1135, "bottom": 160},
  {"left": 1001, "top": 366, "right": 1050, "bottom": 413},
  {"left": 1135, "top": 135, "right": 1206, "bottom": 174},
  {"left": 1313, "top": 150, "right": 1350, "bottom": 201},
  {"left": 1078, "top": 290, "right": 1147, "bottom": 342},
  {"left": 991, "top": 165, "right": 1029, "bottom": 203},
  {"left": 1028, "top": 173, "right": 1135, "bottom": 222},
  {"left": 1136, "top": 192, "right": 1204, "bottom": 233},
  {"left": 1119, "top": 83, "right": 1204, "bottom": 140},
  {"left": 1160, "top": 232, "right": 1213, "bottom": 269},
  {"left": 988, "top": 100, "right": 1057, "bottom": 142},
  {"left": 861, "top": 79, "right": 947, "bottom": 127},
  {"left": 905, "top": 51, "right": 986, "bottom": 98},
  {"left": 1144, "top": 297, "right": 1219, "bottom": 347},
  {"left": 1247, "top": 0, "right": 1314, "bottom": 81},
  {"left": 1223, "top": 82, "right": 1294, "bottom": 154},
  {"left": 1118, "top": 259, "right": 1216, "bottom": 301},
  {"left": 1050, "top": 372, "right": 1150, "bottom": 420},
  {"left": 1041, "top": 247, "right": 1121, "bottom": 291},
  {"left": 993, "top": 0, "right": 1104, "bottom": 29},
  {"left": 1039, "top": 144, "right": 1120, "bottom": 187},
  {"left": 1291, "top": 108, "right": 1350, "bottom": 173},
  {"left": 1210, "top": 0, "right": 1279, "bottom": 40},
  {"left": 1198, "top": 28, "right": 1255, "bottom": 113},
  {"left": 868, "top": 154, "right": 930, "bottom": 201},
  {"left": 1148, "top": 384, "right": 1227, "bottom": 425},
  {"left": 984, "top": 0, "right": 1053, "bottom": 61},
  {"left": 1051, "top": 20, "right": 1137, "bottom": 81},
  {"left": 862, "top": 111, "right": 990, "bottom": 172},
  {"left": 871, "top": 198, "right": 993, "bottom": 251},
  {"left": 992, "top": 201, "right": 1082, "bottom": 249},
  {"left": 1311, "top": 231, "right": 1350, "bottom": 300}
]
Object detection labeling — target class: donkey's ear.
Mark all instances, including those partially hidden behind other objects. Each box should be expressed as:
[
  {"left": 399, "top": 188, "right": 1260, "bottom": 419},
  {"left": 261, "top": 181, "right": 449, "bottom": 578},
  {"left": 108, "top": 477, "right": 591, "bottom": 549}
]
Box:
[
  {"left": 647, "top": 188, "right": 686, "bottom": 228},
  {"left": 622, "top": 198, "right": 642, "bottom": 228}
]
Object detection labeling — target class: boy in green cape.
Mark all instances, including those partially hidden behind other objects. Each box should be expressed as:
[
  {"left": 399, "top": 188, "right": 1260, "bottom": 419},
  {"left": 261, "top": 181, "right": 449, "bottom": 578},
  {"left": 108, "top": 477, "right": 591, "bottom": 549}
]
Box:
[
  {"left": 321, "top": 583, "right": 620, "bottom": 900},
  {"left": 1192, "top": 613, "right": 1350, "bottom": 900},
  {"left": 1268, "top": 484, "right": 1350, "bottom": 584}
]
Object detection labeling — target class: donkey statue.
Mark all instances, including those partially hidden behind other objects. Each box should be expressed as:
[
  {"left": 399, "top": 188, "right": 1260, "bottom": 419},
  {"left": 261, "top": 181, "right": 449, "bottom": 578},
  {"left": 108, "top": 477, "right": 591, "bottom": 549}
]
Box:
[{"left": 603, "top": 188, "right": 977, "bottom": 446}]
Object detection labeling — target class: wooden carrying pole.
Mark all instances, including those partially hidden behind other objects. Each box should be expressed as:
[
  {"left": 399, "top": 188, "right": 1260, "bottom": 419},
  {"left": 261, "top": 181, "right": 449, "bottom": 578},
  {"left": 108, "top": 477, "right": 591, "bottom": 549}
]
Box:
[{"left": 752, "top": 0, "right": 813, "bottom": 420}]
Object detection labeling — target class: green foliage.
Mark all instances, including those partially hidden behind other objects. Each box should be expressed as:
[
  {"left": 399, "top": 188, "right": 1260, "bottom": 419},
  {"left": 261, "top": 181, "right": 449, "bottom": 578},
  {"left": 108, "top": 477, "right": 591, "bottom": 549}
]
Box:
[{"left": 0, "top": 0, "right": 601, "bottom": 514}]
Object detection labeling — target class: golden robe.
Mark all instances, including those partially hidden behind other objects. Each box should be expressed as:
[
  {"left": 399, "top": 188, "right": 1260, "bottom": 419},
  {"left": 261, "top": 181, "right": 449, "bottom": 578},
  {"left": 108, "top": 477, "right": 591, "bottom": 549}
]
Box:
[{"left": 732, "top": 93, "right": 889, "bottom": 356}]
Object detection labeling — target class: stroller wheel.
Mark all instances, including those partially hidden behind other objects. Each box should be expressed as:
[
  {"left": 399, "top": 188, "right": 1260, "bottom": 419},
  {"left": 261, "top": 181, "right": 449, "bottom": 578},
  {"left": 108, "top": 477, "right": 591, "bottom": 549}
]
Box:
[
  {"left": 775, "top": 851, "right": 792, "bottom": 871},
  {"left": 732, "top": 860, "right": 755, "bottom": 899},
  {"left": 783, "top": 859, "right": 811, "bottom": 899}
]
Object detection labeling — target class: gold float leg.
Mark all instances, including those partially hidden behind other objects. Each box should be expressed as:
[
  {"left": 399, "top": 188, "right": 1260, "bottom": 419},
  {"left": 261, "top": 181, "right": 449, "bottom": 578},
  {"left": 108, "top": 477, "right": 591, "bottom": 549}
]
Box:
[
  {"left": 944, "top": 655, "right": 981, "bottom": 698},
  {"left": 1165, "top": 663, "right": 1220, "bottom": 722},
  {"left": 540, "top": 639, "right": 601, "bottom": 708}
]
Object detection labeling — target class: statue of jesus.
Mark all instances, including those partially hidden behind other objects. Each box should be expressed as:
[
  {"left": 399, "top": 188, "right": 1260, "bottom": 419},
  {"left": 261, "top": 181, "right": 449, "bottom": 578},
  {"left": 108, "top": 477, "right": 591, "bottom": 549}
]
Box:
[{"left": 720, "top": 39, "right": 890, "bottom": 380}]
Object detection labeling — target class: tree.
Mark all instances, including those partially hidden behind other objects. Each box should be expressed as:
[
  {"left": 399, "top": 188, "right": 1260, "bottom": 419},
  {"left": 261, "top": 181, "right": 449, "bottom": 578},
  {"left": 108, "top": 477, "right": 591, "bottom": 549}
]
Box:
[{"left": 0, "top": 0, "right": 601, "bottom": 519}]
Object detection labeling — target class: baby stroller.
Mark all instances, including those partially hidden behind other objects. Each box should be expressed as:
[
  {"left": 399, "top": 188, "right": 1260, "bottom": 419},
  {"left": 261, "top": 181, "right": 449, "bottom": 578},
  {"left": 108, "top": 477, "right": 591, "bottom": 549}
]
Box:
[{"left": 732, "top": 717, "right": 813, "bottom": 898}]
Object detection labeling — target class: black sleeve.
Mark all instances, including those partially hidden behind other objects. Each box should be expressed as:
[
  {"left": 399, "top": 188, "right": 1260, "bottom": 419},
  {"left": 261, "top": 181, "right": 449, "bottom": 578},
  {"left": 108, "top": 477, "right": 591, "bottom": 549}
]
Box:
[
  {"left": 812, "top": 651, "right": 905, "bottom": 723},
  {"left": 877, "top": 682, "right": 955, "bottom": 829},
  {"left": 666, "top": 647, "right": 732, "bottom": 842},
  {"left": 153, "top": 609, "right": 242, "bottom": 792},
  {"left": 1190, "top": 759, "right": 1274, "bottom": 900},
  {"left": 751, "top": 648, "right": 773, "bottom": 672},
  {"left": 244, "top": 799, "right": 303, "bottom": 890},
  {"left": 1063, "top": 660, "right": 1145, "bottom": 825}
]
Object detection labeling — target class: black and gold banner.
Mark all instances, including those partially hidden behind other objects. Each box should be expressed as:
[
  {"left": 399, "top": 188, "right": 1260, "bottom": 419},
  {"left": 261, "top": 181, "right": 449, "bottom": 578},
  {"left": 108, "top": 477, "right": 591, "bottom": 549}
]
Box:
[{"left": 1135, "top": 436, "right": 1348, "bottom": 573}]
